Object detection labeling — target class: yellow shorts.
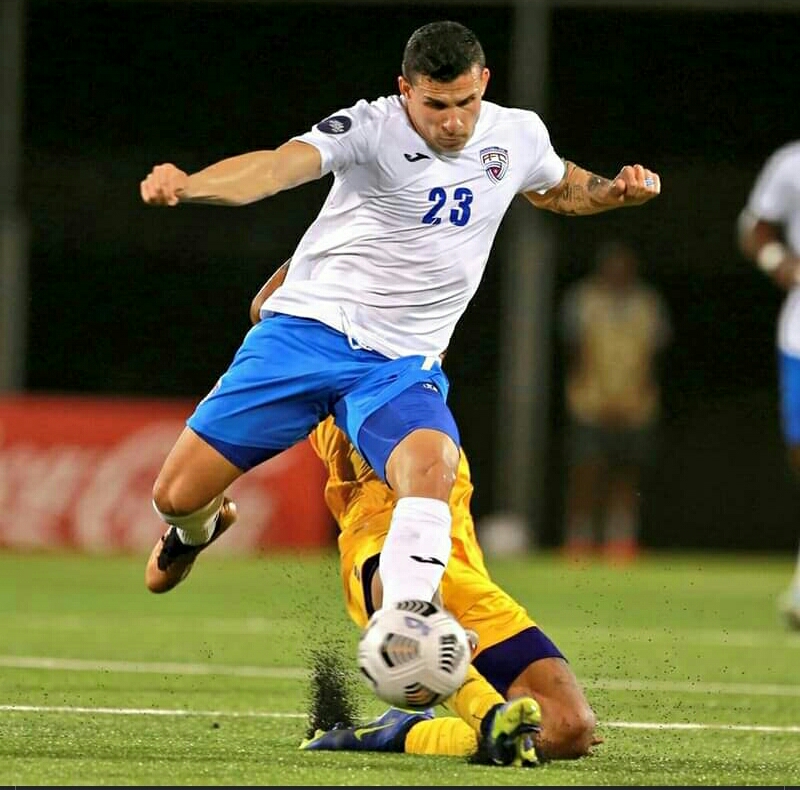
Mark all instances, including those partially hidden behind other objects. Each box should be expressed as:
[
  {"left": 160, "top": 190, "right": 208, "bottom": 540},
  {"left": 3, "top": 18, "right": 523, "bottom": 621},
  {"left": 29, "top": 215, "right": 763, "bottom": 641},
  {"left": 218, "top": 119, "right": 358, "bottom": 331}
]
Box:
[{"left": 342, "top": 528, "right": 535, "bottom": 649}]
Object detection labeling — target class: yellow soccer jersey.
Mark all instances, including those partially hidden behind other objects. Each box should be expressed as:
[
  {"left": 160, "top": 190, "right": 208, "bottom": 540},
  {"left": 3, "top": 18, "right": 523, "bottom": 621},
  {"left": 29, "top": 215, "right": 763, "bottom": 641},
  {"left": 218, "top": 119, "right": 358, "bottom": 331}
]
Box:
[{"left": 308, "top": 417, "right": 535, "bottom": 655}]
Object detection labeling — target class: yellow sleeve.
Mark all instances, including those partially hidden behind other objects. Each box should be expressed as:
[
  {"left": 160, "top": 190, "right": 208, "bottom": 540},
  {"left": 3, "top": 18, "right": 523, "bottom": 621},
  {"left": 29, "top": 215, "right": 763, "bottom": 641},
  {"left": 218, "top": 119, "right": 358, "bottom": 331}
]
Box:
[
  {"left": 308, "top": 417, "right": 340, "bottom": 461},
  {"left": 309, "top": 417, "right": 390, "bottom": 530}
]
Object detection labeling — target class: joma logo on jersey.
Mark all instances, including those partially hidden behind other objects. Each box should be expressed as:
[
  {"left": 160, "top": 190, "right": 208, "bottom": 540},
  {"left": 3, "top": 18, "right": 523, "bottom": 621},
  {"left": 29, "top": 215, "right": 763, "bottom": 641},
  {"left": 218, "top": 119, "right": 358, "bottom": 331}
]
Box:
[{"left": 480, "top": 146, "right": 509, "bottom": 183}]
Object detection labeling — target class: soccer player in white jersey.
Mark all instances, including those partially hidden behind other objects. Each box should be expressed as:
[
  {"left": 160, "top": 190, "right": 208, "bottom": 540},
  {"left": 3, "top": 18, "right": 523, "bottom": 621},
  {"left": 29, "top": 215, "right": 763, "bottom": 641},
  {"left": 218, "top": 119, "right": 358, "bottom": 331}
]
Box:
[
  {"left": 139, "top": 21, "right": 660, "bottom": 643},
  {"left": 738, "top": 140, "right": 800, "bottom": 629}
]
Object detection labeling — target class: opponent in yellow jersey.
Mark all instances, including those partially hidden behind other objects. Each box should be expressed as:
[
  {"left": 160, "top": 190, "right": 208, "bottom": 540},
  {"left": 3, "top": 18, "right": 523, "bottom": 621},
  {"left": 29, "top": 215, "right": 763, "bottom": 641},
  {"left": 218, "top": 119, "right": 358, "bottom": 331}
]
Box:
[
  {"left": 307, "top": 416, "right": 597, "bottom": 762},
  {"left": 242, "top": 263, "right": 597, "bottom": 763},
  {"left": 311, "top": 417, "right": 535, "bottom": 662}
]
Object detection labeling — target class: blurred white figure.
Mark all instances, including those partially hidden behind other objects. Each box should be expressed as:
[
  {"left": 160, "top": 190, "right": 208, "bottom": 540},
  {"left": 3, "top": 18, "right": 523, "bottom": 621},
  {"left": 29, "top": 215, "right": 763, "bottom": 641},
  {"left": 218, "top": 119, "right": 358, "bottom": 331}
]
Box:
[
  {"left": 738, "top": 139, "right": 800, "bottom": 629},
  {"left": 477, "top": 512, "right": 531, "bottom": 558}
]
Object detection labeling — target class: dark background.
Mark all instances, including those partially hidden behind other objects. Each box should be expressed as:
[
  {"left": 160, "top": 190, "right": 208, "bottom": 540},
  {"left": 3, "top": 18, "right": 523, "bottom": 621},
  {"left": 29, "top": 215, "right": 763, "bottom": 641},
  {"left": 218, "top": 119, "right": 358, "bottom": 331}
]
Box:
[{"left": 21, "top": 0, "right": 800, "bottom": 550}]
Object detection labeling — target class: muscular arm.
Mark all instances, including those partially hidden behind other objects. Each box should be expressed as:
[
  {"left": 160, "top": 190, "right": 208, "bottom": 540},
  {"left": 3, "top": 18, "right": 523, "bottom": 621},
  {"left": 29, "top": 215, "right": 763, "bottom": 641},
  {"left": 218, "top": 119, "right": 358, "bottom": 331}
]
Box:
[
  {"left": 141, "top": 140, "right": 323, "bottom": 207},
  {"left": 525, "top": 161, "right": 659, "bottom": 216}
]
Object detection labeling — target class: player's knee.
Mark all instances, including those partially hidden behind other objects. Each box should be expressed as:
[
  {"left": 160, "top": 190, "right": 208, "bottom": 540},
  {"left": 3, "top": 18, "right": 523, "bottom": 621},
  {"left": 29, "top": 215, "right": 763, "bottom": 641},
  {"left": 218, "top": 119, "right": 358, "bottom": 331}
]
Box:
[
  {"left": 386, "top": 431, "right": 459, "bottom": 500},
  {"left": 406, "top": 456, "right": 457, "bottom": 500},
  {"left": 562, "top": 704, "right": 597, "bottom": 757},
  {"left": 544, "top": 703, "right": 597, "bottom": 759},
  {"left": 151, "top": 476, "right": 196, "bottom": 518}
]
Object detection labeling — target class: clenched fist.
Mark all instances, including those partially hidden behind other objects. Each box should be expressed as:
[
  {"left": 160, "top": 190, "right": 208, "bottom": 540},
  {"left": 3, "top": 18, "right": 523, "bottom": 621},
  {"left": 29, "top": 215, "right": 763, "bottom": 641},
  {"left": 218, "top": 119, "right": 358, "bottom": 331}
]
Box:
[
  {"left": 140, "top": 163, "right": 189, "bottom": 206},
  {"left": 607, "top": 164, "right": 661, "bottom": 207}
]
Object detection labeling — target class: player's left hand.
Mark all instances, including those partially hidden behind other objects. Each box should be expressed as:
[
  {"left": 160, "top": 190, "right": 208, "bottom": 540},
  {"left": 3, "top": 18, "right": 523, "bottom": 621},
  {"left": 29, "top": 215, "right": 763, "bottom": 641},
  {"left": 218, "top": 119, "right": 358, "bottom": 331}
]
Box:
[{"left": 607, "top": 164, "right": 661, "bottom": 206}]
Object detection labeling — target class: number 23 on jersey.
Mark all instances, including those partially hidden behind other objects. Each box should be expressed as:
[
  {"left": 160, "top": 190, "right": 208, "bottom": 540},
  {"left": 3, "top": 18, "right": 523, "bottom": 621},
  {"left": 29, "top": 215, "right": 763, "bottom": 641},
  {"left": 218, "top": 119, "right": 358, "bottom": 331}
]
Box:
[{"left": 421, "top": 187, "right": 473, "bottom": 227}]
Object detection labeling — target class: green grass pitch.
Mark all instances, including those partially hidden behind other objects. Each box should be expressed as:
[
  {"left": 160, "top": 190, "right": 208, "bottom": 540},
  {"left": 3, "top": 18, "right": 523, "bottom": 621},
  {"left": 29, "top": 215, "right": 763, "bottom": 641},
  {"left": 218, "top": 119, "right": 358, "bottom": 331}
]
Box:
[{"left": 1, "top": 549, "right": 798, "bottom": 785}]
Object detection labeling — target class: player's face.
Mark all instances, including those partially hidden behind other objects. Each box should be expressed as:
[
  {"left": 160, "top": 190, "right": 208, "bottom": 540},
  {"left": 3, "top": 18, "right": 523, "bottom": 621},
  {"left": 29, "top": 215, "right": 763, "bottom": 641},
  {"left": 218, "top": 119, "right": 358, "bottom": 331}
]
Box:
[{"left": 399, "top": 66, "right": 490, "bottom": 154}]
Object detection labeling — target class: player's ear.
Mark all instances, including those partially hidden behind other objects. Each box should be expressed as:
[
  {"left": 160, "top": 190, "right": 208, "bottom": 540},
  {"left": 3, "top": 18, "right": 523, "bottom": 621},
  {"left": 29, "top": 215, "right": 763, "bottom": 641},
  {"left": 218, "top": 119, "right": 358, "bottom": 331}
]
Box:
[
  {"left": 479, "top": 67, "right": 490, "bottom": 96},
  {"left": 398, "top": 75, "right": 413, "bottom": 100}
]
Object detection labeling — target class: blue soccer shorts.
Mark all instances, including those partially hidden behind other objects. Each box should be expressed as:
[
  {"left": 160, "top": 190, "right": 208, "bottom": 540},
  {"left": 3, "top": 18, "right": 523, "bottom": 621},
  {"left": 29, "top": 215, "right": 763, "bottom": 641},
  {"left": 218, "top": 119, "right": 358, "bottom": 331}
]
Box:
[
  {"left": 778, "top": 349, "right": 800, "bottom": 445},
  {"left": 187, "top": 314, "right": 459, "bottom": 479}
]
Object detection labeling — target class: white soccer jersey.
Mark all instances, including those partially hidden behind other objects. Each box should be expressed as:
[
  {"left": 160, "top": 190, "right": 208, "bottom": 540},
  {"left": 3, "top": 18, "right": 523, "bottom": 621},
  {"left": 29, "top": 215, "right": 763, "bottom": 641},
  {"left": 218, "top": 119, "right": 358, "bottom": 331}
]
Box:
[
  {"left": 746, "top": 140, "right": 800, "bottom": 355},
  {"left": 261, "top": 96, "right": 565, "bottom": 358}
]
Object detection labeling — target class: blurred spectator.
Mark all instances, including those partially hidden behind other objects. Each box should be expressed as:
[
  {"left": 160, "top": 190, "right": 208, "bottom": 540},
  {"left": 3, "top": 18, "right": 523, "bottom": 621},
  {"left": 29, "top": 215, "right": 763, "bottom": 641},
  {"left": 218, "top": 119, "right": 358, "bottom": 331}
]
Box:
[
  {"left": 559, "top": 240, "right": 672, "bottom": 563},
  {"left": 738, "top": 140, "right": 800, "bottom": 629}
]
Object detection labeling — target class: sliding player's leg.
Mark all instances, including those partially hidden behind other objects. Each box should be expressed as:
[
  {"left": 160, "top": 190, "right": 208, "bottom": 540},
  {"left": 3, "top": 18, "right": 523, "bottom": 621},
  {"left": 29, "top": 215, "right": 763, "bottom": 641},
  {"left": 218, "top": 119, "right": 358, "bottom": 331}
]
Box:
[
  {"left": 444, "top": 545, "right": 598, "bottom": 761},
  {"left": 302, "top": 544, "right": 540, "bottom": 765},
  {"left": 303, "top": 431, "right": 597, "bottom": 762}
]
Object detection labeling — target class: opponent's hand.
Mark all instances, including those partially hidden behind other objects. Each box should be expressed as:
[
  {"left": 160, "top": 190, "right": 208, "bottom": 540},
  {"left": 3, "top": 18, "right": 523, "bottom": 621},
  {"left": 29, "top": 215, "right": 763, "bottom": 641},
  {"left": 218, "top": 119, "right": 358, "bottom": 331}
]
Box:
[
  {"left": 607, "top": 164, "right": 661, "bottom": 206},
  {"left": 140, "top": 163, "right": 189, "bottom": 206}
]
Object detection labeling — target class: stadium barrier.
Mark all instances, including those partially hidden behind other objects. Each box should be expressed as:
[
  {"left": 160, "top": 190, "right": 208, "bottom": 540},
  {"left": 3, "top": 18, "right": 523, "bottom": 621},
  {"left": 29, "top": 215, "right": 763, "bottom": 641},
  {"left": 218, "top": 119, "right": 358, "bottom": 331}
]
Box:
[{"left": 0, "top": 395, "right": 335, "bottom": 553}]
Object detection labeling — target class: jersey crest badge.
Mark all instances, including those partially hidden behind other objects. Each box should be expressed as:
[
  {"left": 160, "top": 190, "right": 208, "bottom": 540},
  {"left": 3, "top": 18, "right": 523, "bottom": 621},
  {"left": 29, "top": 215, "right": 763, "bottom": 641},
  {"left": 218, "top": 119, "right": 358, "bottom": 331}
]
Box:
[
  {"left": 480, "top": 146, "right": 509, "bottom": 183},
  {"left": 317, "top": 115, "right": 352, "bottom": 134}
]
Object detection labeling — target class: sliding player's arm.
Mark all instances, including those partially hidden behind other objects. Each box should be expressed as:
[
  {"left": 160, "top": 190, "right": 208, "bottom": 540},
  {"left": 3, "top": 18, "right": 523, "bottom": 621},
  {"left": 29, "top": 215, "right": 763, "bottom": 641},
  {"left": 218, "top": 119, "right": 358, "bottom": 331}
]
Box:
[
  {"left": 250, "top": 260, "right": 292, "bottom": 325},
  {"left": 525, "top": 161, "right": 660, "bottom": 216}
]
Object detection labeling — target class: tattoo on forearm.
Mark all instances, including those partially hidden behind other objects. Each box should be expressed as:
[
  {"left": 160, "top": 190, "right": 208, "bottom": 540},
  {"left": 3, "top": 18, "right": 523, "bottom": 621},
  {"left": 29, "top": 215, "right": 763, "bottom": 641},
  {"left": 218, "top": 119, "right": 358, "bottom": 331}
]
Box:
[
  {"left": 551, "top": 162, "right": 612, "bottom": 215},
  {"left": 587, "top": 174, "right": 608, "bottom": 193}
]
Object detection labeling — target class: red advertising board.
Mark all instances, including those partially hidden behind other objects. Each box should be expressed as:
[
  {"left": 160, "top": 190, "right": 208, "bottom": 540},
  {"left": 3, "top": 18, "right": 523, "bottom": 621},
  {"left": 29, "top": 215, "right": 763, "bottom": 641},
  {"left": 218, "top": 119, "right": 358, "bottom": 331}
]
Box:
[{"left": 0, "top": 395, "right": 334, "bottom": 553}]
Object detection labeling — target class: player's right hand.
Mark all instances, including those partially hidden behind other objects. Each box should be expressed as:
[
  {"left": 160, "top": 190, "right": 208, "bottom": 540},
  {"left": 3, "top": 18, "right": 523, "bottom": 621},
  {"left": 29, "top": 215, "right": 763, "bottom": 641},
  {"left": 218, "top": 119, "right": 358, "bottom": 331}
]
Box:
[{"left": 140, "top": 163, "right": 189, "bottom": 206}]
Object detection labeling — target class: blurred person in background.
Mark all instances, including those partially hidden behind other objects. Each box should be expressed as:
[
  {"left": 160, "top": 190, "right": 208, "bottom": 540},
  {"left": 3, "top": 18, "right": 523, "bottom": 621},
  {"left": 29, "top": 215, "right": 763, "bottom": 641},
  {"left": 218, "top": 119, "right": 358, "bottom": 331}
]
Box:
[
  {"left": 559, "top": 240, "right": 672, "bottom": 563},
  {"left": 738, "top": 140, "right": 800, "bottom": 629}
]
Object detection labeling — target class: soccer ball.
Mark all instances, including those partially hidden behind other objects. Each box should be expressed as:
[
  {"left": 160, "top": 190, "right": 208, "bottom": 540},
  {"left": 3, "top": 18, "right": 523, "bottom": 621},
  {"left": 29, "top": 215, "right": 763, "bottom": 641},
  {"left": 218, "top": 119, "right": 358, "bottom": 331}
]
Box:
[{"left": 357, "top": 599, "right": 471, "bottom": 710}]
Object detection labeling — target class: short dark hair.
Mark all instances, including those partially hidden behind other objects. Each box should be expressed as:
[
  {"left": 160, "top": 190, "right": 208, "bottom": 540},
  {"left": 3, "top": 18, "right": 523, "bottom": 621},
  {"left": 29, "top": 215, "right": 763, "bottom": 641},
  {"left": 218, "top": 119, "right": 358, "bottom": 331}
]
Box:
[{"left": 402, "top": 21, "right": 485, "bottom": 84}]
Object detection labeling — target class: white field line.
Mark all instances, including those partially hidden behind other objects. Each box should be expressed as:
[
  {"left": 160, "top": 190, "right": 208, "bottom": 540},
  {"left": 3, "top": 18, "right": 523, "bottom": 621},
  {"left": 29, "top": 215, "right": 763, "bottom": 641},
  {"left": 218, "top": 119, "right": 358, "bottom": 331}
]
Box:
[
  {"left": 1, "top": 704, "right": 798, "bottom": 734},
  {"left": 4, "top": 615, "right": 293, "bottom": 635},
  {"left": 0, "top": 704, "right": 304, "bottom": 718},
  {"left": 0, "top": 655, "right": 307, "bottom": 679},
  {"left": 570, "top": 626, "right": 800, "bottom": 648},
  {"left": 1, "top": 655, "right": 799, "bottom": 698},
  {"left": 585, "top": 678, "right": 800, "bottom": 697}
]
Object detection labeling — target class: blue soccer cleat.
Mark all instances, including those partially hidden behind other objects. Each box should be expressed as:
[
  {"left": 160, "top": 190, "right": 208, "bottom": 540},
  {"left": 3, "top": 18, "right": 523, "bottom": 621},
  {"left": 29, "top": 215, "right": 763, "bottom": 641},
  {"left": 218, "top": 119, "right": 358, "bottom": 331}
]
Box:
[
  {"left": 482, "top": 696, "right": 542, "bottom": 767},
  {"left": 299, "top": 706, "right": 433, "bottom": 752}
]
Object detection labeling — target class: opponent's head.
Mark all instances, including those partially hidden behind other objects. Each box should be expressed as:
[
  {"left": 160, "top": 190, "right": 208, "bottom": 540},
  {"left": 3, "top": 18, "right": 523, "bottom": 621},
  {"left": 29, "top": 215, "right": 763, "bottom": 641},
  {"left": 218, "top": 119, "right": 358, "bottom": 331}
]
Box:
[{"left": 399, "top": 21, "right": 489, "bottom": 155}]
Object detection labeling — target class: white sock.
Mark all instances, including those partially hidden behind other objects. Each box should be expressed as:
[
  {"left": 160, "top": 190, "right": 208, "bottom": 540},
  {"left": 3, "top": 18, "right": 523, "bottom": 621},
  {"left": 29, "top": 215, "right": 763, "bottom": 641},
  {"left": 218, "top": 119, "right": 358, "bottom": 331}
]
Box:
[
  {"left": 152, "top": 494, "right": 224, "bottom": 546},
  {"left": 379, "top": 496, "right": 452, "bottom": 609}
]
